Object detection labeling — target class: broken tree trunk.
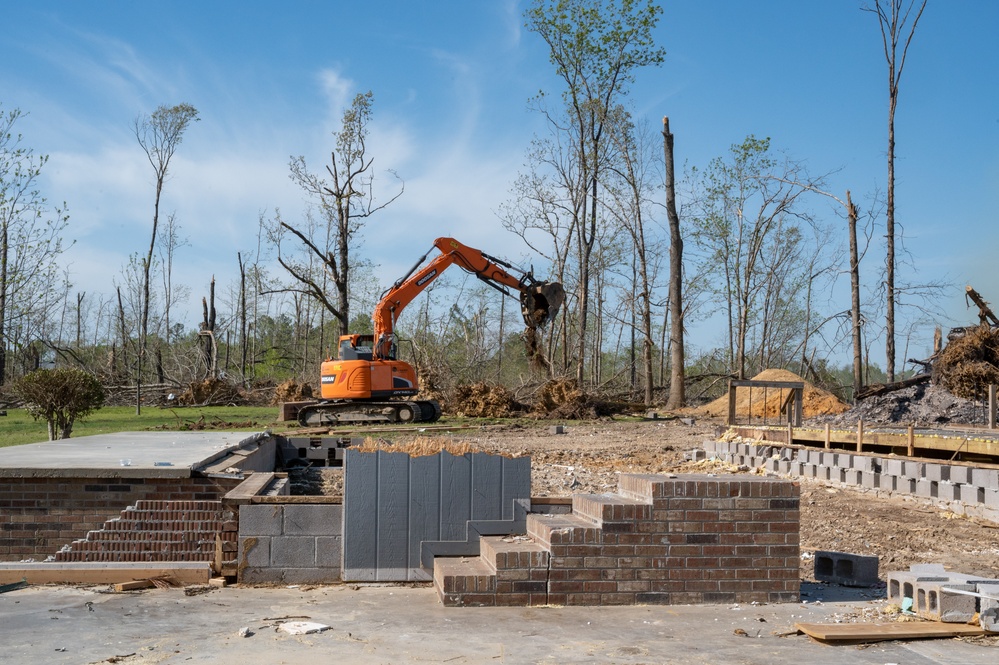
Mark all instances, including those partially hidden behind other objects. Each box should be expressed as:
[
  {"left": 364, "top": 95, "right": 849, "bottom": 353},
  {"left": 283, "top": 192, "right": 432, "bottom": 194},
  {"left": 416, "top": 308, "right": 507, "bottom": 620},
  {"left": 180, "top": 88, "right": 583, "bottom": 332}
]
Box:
[
  {"left": 966, "top": 285, "right": 999, "bottom": 327},
  {"left": 855, "top": 373, "right": 930, "bottom": 401}
]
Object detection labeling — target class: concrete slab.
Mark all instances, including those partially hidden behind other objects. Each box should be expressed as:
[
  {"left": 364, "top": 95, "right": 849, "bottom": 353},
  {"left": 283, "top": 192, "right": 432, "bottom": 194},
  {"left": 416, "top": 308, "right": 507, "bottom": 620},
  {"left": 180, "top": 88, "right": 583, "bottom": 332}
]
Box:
[
  {"left": 0, "top": 431, "right": 268, "bottom": 478},
  {"left": 0, "top": 583, "right": 996, "bottom": 665}
]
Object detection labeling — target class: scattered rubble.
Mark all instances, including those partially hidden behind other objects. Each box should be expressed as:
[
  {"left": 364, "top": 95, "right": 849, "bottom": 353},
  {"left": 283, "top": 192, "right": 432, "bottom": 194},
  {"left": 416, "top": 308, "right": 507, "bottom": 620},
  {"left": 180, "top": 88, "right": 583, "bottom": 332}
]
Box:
[{"left": 812, "top": 382, "right": 987, "bottom": 427}]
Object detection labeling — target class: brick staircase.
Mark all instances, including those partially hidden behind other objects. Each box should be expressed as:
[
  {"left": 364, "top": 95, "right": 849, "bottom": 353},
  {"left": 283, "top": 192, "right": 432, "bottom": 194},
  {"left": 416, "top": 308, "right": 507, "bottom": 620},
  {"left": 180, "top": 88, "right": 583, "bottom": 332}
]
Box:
[
  {"left": 433, "top": 473, "right": 800, "bottom": 607},
  {"left": 53, "top": 500, "right": 237, "bottom": 565}
]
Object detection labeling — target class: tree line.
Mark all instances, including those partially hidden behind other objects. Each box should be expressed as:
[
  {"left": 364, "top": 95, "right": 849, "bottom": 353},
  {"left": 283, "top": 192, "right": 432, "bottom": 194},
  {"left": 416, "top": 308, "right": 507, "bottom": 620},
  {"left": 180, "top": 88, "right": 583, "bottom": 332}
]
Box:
[{"left": 0, "top": 0, "right": 933, "bottom": 410}]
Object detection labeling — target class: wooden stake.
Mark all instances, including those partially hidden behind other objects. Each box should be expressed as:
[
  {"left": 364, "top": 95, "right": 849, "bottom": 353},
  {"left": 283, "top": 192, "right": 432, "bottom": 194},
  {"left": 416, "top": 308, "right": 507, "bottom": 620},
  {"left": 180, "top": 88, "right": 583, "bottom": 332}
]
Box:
[
  {"left": 824, "top": 423, "right": 831, "bottom": 449},
  {"left": 856, "top": 419, "right": 864, "bottom": 453},
  {"left": 907, "top": 423, "right": 915, "bottom": 457},
  {"left": 990, "top": 384, "right": 997, "bottom": 430},
  {"left": 787, "top": 421, "right": 793, "bottom": 446}
]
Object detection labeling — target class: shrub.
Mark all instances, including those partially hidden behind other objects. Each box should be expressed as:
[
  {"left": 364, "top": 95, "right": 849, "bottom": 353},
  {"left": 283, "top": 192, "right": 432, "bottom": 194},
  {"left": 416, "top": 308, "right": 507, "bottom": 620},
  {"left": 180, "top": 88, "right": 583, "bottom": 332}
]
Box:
[{"left": 10, "top": 368, "right": 105, "bottom": 440}]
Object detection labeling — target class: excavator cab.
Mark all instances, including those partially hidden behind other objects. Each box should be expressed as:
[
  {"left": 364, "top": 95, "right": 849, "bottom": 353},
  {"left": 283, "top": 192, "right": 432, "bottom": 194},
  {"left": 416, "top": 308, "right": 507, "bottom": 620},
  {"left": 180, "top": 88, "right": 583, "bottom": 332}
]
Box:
[{"left": 338, "top": 334, "right": 374, "bottom": 361}]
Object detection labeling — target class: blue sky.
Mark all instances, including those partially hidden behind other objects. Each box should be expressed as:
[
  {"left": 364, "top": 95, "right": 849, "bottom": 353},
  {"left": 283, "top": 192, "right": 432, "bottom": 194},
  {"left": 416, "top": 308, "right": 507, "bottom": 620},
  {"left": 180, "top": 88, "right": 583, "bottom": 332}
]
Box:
[{"left": 2, "top": 1, "right": 998, "bottom": 362}]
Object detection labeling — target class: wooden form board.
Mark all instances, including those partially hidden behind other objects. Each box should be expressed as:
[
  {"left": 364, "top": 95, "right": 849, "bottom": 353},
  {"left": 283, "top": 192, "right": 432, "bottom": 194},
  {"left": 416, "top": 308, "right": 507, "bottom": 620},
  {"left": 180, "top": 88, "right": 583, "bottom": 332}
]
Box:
[
  {"left": 796, "top": 621, "right": 991, "bottom": 642},
  {"left": 0, "top": 562, "right": 211, "bottom": 585},
  {"left": 342, "top": 450, "right": 530, "bottom": 582},
  {"left": 727, "top": 380, "right": 804, "bottom": 427}
]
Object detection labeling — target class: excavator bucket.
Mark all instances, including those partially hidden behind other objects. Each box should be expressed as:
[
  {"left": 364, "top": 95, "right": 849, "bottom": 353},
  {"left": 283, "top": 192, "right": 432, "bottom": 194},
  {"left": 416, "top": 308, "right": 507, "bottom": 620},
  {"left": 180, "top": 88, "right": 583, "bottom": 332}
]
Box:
[{"left": 520, "top": 282, "right": 565, "bottom": 328}]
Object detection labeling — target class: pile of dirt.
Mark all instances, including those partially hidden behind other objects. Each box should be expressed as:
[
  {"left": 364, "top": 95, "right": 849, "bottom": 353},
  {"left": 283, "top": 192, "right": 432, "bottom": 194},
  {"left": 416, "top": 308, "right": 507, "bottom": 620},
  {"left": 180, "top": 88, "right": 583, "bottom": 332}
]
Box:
[
  {"left": 812, "top": 382, "right": 986, "bottom": 428},
  {"left": 271, "top": 379, "right": 313, "bottom": 405},
  {"left": 691, "top": 369, "right": 850, "bottom": 419},
  {"left": 451, "top": 382, "right": 522, "bottom": 418},
  {"left": 935, "top": 325, "right": 999, "bottom": 400},
  {"left": 531, "top": 379, "right": 612, "bottom": 420},
  {"left": 177, "top": 378, "right": 246, "bottom": 406}
]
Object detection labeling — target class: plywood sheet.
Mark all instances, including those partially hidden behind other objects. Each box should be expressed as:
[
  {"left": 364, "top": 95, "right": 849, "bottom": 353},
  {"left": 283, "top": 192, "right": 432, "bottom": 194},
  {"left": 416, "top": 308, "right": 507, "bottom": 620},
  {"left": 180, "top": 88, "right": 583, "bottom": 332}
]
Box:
[{"left": 796, "top": 621, "right": 991, "bottom": 642}]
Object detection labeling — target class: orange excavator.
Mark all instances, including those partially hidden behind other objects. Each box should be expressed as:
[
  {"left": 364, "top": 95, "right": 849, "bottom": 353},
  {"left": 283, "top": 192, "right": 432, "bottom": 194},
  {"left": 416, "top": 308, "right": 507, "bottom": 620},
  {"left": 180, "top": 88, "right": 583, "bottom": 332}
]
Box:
[{"left": 296, "top": 237, "right": 564, "bottom": 427}]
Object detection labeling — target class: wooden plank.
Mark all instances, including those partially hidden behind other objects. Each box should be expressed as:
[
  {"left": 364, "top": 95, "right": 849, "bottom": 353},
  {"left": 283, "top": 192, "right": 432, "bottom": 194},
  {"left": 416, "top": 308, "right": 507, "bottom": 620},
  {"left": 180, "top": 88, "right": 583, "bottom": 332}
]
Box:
[
  {"left": 0, "top": 562, "right": 211, "bottom": 585},
  {"left": 796, "top": 621, "right": 990, "bottom": 642},
  {"left": 114, "top": 580, "right": 156, "bottom": 591},
  {"left": 375, "top": 451, "right": 410, "bottom": 581}
]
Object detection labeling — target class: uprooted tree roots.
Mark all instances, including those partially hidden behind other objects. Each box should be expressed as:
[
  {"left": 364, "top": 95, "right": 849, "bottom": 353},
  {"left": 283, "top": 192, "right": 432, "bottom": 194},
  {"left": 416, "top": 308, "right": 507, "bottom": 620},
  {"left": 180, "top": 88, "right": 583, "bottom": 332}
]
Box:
[
  {"left": 451, "top": 382, "right": 522, "bottom": 418},
  {"left": 532, "top": 379, "right": 611, "bottom": 420},
  {"left": 936, "top": 325, "right": 999, "bottom": 400},
  {"left": 271, "top": 379, "right": 313, "bottom": 405},
  {"left": 177, "top": 378, "right": 246, "bottom": 406}
]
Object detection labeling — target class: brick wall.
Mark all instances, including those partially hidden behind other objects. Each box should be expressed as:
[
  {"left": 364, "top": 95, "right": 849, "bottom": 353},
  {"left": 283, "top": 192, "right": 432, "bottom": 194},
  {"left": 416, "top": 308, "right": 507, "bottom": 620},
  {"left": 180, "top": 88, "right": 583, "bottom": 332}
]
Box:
[
  {"left": 435, "top": 473, "right": 800, "bottom": 607},
  {"left": 0, "top": 476, "right": 241, "bottom": 561}
]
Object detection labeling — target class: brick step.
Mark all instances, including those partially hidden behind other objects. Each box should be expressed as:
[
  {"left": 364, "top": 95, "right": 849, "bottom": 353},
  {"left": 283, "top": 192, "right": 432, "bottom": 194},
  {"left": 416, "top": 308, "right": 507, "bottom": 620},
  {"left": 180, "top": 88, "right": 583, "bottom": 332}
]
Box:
[
  {"left": 103, "top": 519, "right": 224, "bottom": 532},
  {"left": 525, "top": 513, "right": 599, "bottom": 549},
  {"left": 433, "top": 557, "right": 498, "bottom": 606},
  {"left": 53, "top": 550, "right": 214, "bottom": 563},
  {"left": 479, "top": 536, "right": 549, "bottom": 572},
  {"left": 86, "top": 529, "right": 215, "bottom": 542},
  {"left": 116, "top": 510, "right": 225, "bottom": 523},
  {"left": 571, "top": 493, "right": 651, "bottom": 524},
  {"left": 57, "top": 540, "right": 217, "bottom": 553},
  {"left": 132, "top": 500, "right": 223, "bottom": 511}
]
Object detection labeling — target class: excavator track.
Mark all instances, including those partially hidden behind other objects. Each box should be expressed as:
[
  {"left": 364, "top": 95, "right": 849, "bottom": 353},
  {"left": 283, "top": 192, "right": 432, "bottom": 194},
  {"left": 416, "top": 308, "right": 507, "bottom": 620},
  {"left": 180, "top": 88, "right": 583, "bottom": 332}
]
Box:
[{"left": 297, "top": 399, "right": 442, "bottom": 428}]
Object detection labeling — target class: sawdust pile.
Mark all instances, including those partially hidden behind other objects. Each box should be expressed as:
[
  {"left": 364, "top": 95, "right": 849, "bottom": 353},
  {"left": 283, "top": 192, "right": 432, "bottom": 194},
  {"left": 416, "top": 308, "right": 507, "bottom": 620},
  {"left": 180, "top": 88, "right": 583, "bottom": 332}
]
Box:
[
  {"left": 355, "top": 436, "right": 478, "bottom": 457},
  {"left": 531, "top": 379, "right": 612, "bottom": 420},
  {"left": 177, "top": 378, "right": 245, "bottom": 406},
  {"left": 691, "top": 369, "right": 849, "bottom": 419},
  {"left": 450, "top": 382, "right": 522, "bottom": 418},
  {"left": 935, "top": 326, "right": 999, "bottom": 400},
  {"left": 271, "top": 379, "right": 313, "bottom": 405}
]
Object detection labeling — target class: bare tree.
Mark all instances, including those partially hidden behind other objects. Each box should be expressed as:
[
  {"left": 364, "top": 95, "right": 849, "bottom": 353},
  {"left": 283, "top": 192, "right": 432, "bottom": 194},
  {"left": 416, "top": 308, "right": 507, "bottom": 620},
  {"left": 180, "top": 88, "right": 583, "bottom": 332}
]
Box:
[
  {"left": 133, "top": 103, "right": 199, "bottom": 413},
  {"left": 0, "top": 105, "right": 70, "bottom": 384},
  {"left": 662, "top": 117, "right": 685, "bottom": 408},
  {"left": 525, "top": 0, "right": 665, "bottom": 385},
  {"left": 273, "top": 92, "right": 401, "bottom": 347},
  {"left": 864, "top": 0, "right": 927, "bottom": 382}
]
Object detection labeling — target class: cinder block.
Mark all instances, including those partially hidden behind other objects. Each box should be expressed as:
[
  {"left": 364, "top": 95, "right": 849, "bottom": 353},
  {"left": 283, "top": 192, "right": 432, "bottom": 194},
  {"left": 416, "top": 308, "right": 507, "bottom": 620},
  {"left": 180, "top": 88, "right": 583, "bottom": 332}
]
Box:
[
  {"left": 835, "top": 453, "right": 853, "bottom": 469},
  {"left": 801, "top": 463, "right": 817, "bottom": 478},
  {"left": 887, "top": 569, "right": 948, "bottom": 605},
  {"left": 978, "top": 583, "right": 999, "bottom": 631},
  {"left": 921, "top": 463, "right": 950, "bottom": 482},
  {"left": 238, "top": 536, "right": 271, "bottom": 568},
  {"left": 842, "top": 470, "right": 862, "bottom": 486},
  {"left": 860, "top": 472, "right": 880, "bottom": 490},
  {"left": 937, "top": 482, "right": 961, "bottom": 502},
  {"left": 852, "top": 456, "right": 880, "bottom": 473},
  {"left": 877, "top": 473, "right": 896, "bottom": 492},
  {"left": 271, "top": 536, "right": 317, "bottom": 568},
  {"left": 896, "top": 477, "right": 916, "bottom": 494},
  {"left": 959, "top": 484, "right": 984, "bottom": 504},
  {"left": 949, "top": 466, "right": 973, "bottom": 485},
  {"left": 884, "top": 459, "right": 906, "bottom": 477},
  {"left": 284, "top": 505, "right": 343, "bottom": 536},
  {"left": 550, "top": 425, "right": 565, "bottom": 435},
  {"left": 777, "top": 461, "right": 791, "bottom": 474},
  {"left": 239, "top": 505, "right": 284, "bottom": 536},
  {"left": 915, "top": 479, "right": 937, "bottom": 498},
  {"left": 779, "top": 448, "right": 795, "bottom": 461},
  {"left": 316, "top": 535, "right": 343, "bottom": 569},
  {"left": 986, "top": 489, "right": 999, "bottom": 510},
  {"left": 684, "top": 449, "right": 707, "bottom": 462},
  {"left": 916, "top": 581, "right": 977, "bottom": 623},
  {"left": 972, "top": 468, "right": 999, "bottom": 490},
  {"left": 814, "top": 550, "right": 879, "bottom": 587}
]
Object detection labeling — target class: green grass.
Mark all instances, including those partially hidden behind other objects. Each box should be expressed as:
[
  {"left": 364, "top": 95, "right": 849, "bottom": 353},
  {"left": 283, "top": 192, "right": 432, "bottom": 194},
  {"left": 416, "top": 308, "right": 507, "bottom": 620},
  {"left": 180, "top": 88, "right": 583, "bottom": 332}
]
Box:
[{"left": 0, "top": 405, "right": 285, "bottom": 448}]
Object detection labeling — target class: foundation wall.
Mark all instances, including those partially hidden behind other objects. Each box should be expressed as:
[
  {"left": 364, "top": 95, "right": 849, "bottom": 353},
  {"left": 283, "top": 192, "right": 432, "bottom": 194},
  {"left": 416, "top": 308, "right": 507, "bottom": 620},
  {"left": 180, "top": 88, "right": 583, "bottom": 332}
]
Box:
[{"left": 0, "top": 476, "right": 241, "bottom": 561}]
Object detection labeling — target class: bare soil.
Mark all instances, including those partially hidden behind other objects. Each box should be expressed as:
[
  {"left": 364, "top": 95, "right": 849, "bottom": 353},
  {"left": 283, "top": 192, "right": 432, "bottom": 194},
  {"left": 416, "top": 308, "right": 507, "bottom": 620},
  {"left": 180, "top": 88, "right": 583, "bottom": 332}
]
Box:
[{"left": 340, "top": 417, "right": 999, "bottom": 584}]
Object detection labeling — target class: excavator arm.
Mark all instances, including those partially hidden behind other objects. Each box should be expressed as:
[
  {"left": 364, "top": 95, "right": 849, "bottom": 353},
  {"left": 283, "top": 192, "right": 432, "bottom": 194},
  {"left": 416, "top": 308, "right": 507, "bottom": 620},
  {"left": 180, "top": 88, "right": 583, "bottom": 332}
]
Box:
[{"left": 371, "top": 237, "right": 563, "bottom": 359}]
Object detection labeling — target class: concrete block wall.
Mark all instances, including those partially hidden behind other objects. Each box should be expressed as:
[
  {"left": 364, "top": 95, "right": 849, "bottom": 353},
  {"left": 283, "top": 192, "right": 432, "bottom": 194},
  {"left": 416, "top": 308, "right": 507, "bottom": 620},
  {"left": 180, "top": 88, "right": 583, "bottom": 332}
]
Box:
[
  {"left": 435, "top": 473, "right": 800, "bottom": 607},
  {"left": 701, "top": 440, "right": 999, "bottom": 523},
  {"left": 237, "top": 504, "right": 343, "bottom": 584},
  {"left": 0, "top": 476, "right": 241, "bottom": 561}
]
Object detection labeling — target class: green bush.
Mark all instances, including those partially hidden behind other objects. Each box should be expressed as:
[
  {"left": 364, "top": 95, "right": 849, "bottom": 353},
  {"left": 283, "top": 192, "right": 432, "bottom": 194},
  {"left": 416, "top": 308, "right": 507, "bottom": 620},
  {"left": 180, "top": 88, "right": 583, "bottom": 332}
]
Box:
[{"left": 10, "top": 368, "right": 105, "bottom": 440}]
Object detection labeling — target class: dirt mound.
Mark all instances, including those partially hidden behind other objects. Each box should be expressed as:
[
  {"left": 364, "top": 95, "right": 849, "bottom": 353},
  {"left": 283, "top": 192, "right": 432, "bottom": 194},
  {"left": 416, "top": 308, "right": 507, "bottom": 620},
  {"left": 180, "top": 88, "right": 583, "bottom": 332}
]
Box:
[
  {"left": 531, "top": 379, "right": 612, "bottom": 420},
  {"left": 935, "top": 326, "right": 999, "bottom": 400},
  {"left": 177, "top": 378, "right": 245, "bottom": 406},
  {"left": 271, "top": 379, "right": 313, "bottom": 405},
  {"left": 451, "top": 382, "right": 521, "bottom": 418},
  {"left": 692, "top": 369, "right": 849, "bottom": 419}
]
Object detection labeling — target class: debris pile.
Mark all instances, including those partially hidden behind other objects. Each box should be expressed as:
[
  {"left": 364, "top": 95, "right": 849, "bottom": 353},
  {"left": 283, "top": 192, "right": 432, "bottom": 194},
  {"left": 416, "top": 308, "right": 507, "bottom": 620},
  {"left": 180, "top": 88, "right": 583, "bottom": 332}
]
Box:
[
  {"left": 691, "top": 369, "right": 850, "bottom": 419},
  {"left": 815, "top": 381, "right": 983, "bottom": 427},
  {"left": 177, "top": 378, "right": 245, "bottom": 406},
  {"left": 270, "top": 379, "right": 313, "bottom": 405},
  {"left": 356, "top": 436, "right": 477, "bottom": 457},
  {"left": 450, "top": 382, "right": 521, "bottom": 418},
  {"left": 531, "top": 378, "right": 611, "bottom": 420},
  {"left": 935, "top": 325, "right": 999, "bottom": 400}
]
